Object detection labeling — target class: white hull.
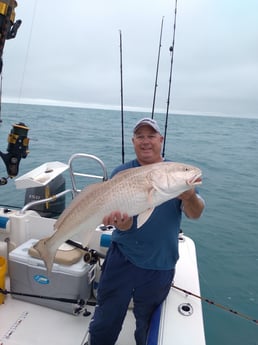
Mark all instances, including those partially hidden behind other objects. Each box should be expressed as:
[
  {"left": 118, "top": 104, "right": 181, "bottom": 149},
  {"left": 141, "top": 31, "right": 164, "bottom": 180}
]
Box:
[{"left": 158, "top": 236, "right": 206, "bottom": 345}]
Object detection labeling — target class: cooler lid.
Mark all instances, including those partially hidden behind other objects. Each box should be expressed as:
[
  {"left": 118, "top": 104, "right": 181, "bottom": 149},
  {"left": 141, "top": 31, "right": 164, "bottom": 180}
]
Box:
[{"left": 9, "top": 239, "right": 90, "bottom": 276}]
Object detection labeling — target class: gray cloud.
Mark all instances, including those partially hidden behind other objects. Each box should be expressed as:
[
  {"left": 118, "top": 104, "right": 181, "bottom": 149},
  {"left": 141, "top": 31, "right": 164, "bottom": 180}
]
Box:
[{"left": 2, "top": 0, "right": 258, "bottom": 118}]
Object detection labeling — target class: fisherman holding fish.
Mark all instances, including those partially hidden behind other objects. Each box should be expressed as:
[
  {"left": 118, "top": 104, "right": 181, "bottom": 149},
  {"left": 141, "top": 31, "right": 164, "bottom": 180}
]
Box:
[{"left": 88, "top": 118, "right": 205, "bottom": 345}]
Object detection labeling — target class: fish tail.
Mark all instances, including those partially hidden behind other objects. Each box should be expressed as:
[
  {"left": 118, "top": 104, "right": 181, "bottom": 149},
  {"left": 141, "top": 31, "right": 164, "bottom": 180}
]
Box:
[{"left": 33, "top": 238, "right": 55, "bottom": 274}]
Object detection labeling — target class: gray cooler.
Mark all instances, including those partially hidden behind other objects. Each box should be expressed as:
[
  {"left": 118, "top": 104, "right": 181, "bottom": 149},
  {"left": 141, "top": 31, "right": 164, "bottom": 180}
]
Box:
[{"left": 9, "top": 239, "right": 95, "bottom": 315}]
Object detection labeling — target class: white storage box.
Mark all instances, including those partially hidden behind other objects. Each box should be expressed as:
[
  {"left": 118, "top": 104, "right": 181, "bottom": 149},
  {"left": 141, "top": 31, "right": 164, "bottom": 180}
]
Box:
[{"left": 9, "top": 239, "right": 95, "bottom": 315}]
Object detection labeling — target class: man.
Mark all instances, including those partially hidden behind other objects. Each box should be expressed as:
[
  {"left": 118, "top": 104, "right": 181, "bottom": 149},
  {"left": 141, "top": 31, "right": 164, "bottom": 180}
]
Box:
[{"left": 88, "top": 117, "right": 205, "bottom": 345}]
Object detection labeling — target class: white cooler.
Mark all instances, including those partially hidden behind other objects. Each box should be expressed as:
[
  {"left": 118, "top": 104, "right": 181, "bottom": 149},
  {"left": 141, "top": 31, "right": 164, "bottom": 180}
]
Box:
[{"left": 8, "top": 239, "right": 95, "bottom": 314}]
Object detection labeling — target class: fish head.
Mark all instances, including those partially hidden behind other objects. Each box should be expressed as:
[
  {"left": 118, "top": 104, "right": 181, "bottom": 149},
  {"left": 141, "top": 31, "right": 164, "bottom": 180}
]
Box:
[
  {"left": 148, "top": 162, "right": 202, "bottom": 199},
  {"left": 167, "top": 162, "right": 202, "bottom": 187}
]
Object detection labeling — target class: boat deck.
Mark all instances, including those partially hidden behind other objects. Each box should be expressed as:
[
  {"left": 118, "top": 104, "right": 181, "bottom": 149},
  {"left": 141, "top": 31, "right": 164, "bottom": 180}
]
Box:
[
  {"left": 0, "top": 278, "right": 135, "bottom": 345},
  {"left": 0, "top": 235, "right": 206, "bottom": 345}
]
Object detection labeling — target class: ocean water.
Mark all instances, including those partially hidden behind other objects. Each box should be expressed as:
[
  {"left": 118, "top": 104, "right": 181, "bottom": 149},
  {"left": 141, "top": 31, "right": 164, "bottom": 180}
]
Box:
[{"left": 0, "top": 103, "right": 258, "bottom": 344}]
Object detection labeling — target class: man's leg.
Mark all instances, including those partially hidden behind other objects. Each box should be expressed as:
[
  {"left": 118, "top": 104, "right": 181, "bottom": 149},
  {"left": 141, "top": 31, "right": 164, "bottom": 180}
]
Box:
[
  {"left": 89, "top": 244, "right": 134, "bottom": 345},
  {"left": 133, "top": 268, "right": 175, "bottom": 345}
]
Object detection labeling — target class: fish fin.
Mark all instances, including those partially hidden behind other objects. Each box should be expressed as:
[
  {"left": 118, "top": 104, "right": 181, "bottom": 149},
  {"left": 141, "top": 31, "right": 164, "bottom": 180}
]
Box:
[
  {"left": 33, "top": 238, "right": 55, "bottom": 275},
  {"left": 137, "top": 208, "right": 154, "bottom": 228},
  {"left": 147, "top": 188, "right": 155, "bottom": 205}
]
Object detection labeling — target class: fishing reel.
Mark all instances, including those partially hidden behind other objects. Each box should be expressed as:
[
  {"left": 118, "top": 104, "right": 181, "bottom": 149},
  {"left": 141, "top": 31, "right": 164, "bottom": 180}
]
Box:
[
  {"left": 0, "top": 0, "right": 20, "bottom": 39},
  {"left": 65, "top": 239, "right": 105, "bottom": 265},
  {"left": 83, "top": 249, "right": 104, "bottom": 265},
  {"left": 0, "top": 0, "right": 22, "bottom": 73},
  {"left": 0, "top": 122, "right": 30, "bottom": 184}
]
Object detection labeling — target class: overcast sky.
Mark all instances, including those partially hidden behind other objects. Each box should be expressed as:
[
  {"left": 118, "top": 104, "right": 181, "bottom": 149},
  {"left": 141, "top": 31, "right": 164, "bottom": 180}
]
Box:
[{"left": 2, "top": 0, "right": 258, "bottom": 117}]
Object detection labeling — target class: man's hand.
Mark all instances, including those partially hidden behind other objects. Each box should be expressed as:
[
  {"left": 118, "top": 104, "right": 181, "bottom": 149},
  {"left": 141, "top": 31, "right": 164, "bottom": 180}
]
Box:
[
  {"left": 103, "top": 211, "right": 133, "bottom": 231},
  {"left": 178, "top": 189, "right": 196, "bottom": 201},
  {"left": 178, "top": 189, "right": 205, "bottom": 219}
]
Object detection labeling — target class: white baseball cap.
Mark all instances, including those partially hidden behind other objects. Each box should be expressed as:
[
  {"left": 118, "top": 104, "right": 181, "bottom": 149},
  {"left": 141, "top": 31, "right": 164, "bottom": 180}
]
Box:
[{"left": 133, "top": 117, "right": 161, "bottom": 134}]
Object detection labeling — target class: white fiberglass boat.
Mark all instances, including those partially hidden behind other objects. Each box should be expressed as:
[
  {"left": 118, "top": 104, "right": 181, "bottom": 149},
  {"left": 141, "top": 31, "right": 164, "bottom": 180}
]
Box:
[
  {"left": 0, "top": 2, "right": 205, "bottom": 343},
  {"left": 0, "top": 154, "right": 206, "bottom": 345}
]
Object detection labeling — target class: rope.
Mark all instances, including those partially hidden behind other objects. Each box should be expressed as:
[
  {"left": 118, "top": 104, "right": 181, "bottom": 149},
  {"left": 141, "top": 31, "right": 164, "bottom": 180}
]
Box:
[{"left": 172, "top": 284, "right": 258, "bottom": 325}]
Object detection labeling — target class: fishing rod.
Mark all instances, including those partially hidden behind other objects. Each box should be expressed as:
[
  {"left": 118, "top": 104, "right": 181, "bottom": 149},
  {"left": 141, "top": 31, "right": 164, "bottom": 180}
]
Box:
[
  {"left": 151, "top": 16, "right": 164, "bottom": 119},
  {"left": 119, "top": 30, "right": 125, "bottom": 164},
  {"left": 0, "top": 0, "right": 21, "bottom": 73},
  {"left": 0, "top": 287, "right": 91, "bottom": 316},
  {"left": 0, "top": 0, "right": 21, "bottom": 123},
  {"left": 162, "top": 0, "right": 178, "bottom": 158},
  {"left": 0, "top": 3, "right": 31, "bottom": 183},
  {"left": 0, "top": 287, "right": 85, "bottom": 306},
  {"left": 173, "top": 284, "right": 258, "bottom": 325}
]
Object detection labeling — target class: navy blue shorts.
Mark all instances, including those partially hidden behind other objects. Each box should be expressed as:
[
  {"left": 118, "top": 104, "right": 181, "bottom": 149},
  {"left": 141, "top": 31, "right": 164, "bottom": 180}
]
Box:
[{"left": 89, "top": 242, "right": 175, "bottom": 345}]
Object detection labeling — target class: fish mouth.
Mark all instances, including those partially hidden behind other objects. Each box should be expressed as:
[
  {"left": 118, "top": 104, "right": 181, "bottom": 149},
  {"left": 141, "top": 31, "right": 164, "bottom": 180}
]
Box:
[{"left": 187, "top": 173, "right": 202, "bottom": 186}]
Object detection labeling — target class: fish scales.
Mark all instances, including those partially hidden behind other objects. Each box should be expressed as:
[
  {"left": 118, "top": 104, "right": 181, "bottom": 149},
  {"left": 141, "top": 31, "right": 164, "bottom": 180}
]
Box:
[{"left": 55, "top": 168, "right": 151, "bottom": 233}]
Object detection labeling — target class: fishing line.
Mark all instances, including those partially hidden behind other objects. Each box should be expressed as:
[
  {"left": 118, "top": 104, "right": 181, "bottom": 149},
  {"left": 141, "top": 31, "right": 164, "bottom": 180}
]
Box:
[
  {"left": 172, "top": 284, "right": 258, "bottom": 325},
  {"left": 17, "top": 0, "right": 38, "bottom": 103},
  {"left": 119, "top": 30, "right": 125, "bottom": 164},
  {"left": 151, "top": 16, "right": 164, "bottom": 119},
  {"left": 162, "top": 0, "right": 178, "bottom": 158}
]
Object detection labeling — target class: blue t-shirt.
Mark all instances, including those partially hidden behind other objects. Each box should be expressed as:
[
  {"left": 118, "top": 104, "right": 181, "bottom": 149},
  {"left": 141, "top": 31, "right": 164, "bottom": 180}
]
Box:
[{"left": 111, "top": 159, "right": 182, "bottom": 270}]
